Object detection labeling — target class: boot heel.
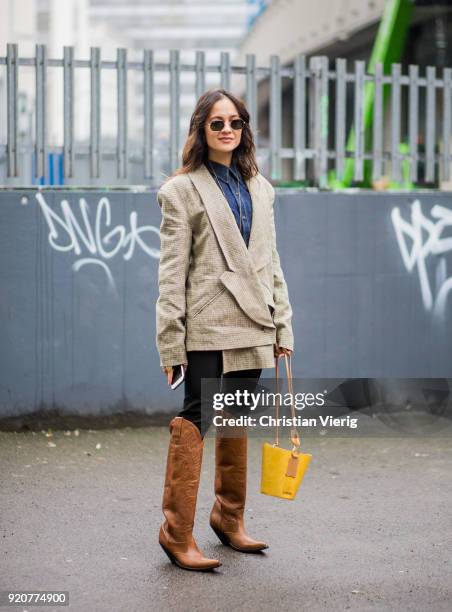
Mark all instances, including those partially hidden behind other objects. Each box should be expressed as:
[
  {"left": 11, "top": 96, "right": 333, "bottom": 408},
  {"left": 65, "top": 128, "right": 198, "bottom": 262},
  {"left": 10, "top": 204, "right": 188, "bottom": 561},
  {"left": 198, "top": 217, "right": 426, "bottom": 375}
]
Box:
[
  {"left": 159, "top": 542, "right": 177, "bottom": 565},
  {"left": 211, "top": 524, "right": 231, "bottom": 547}
]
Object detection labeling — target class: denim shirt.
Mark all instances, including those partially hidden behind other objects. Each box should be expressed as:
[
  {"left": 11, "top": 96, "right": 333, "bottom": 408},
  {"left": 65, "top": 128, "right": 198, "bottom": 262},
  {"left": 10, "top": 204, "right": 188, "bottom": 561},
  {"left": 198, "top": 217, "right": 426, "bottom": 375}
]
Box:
[{"left": 205, "top": 160, "right": 253, "bottom": 248}]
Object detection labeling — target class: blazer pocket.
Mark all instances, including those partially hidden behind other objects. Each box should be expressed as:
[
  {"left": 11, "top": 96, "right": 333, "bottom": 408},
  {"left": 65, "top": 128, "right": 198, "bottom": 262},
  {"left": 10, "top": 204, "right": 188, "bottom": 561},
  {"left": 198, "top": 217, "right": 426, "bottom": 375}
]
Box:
[
  {"left": 261, "top": 282, "right": 275, "bottom": 308},
  {"left": 256, "top": 261, "right": 275, "bottom": 308},
  {"left": 191, "top": 287, "right": 226, "bottom": 319}
]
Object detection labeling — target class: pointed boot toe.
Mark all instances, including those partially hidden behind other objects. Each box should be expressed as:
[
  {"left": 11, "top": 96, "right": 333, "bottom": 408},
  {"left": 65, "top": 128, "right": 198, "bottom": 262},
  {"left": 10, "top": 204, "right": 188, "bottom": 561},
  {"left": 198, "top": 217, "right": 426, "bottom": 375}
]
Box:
[
  {"left": 159, "top": 525, "right": 221, "bottom": 571},
  {"left": 210, "top": 506, "right": 268, "bottom": 553}
]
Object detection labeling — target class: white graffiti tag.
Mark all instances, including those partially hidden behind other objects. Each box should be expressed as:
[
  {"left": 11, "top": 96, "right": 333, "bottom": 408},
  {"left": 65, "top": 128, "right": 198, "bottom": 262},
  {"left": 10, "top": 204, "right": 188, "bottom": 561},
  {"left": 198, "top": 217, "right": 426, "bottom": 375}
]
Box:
[
  {"left": 35, "top": 193, "right": 160, "bottom": 292},
  {"left": 391, "top": 199, "right": 452, "bottom": 319}
]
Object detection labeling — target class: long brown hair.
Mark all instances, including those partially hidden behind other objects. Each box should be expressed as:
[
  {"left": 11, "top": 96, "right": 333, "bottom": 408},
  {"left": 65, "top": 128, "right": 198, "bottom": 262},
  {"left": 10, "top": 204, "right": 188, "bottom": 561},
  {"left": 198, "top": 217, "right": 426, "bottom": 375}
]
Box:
[{"left": 163, "top": 88, "right": 259, "bottom": 184}]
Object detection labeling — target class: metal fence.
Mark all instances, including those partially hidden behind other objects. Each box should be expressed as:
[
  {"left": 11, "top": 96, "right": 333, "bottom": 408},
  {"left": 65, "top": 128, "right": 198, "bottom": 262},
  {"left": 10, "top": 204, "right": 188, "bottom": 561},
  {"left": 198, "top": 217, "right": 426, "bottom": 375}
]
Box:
[{"left": 1, "top": 43, "right": 451, "bottom": 187}]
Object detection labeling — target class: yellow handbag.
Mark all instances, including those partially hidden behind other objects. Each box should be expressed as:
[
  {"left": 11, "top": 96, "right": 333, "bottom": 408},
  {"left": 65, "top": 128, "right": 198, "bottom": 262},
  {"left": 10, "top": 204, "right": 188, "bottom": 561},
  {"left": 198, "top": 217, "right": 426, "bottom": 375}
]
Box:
[{"left": 260, "top": 354, "right": 312, "bottom": 500}]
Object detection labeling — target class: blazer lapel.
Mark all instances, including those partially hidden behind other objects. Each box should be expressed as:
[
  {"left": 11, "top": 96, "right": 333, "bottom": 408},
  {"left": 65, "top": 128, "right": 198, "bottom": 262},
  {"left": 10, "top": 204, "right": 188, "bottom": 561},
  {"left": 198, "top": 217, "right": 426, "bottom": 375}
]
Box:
[
  {"left": 187, "top": 163, "right": 269, "bottom": 273},
  {"left": 188, "top": 163, "right": 274, "bottom": 328}
]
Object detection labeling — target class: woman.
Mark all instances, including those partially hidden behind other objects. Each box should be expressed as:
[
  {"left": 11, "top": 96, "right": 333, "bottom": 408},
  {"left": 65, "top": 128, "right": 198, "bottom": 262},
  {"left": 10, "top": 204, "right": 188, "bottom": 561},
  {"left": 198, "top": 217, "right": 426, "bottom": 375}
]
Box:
[{"left": 156, "top": 88, "right": 294, "bottom": 571}]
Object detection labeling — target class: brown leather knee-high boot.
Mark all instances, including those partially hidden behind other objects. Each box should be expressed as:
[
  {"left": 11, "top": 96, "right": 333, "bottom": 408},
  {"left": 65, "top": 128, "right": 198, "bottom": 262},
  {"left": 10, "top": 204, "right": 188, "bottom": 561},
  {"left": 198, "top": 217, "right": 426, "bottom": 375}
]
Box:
[
  {"left": 209, "top": 425, "right": 268, "bottom": 553},
  {"left": 159, "top": 416, "right": 221, "bottom": 570}
]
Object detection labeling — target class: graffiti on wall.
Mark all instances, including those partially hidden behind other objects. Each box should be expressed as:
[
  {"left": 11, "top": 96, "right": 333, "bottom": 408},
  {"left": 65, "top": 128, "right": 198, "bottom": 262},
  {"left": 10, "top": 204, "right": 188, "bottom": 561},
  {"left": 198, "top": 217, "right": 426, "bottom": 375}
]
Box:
[
  {"left": 35, "top": 193, "right": 160, "bottom": 292},
  {"left": 391, "top": 199, "right": 452, "bottom": 319}
]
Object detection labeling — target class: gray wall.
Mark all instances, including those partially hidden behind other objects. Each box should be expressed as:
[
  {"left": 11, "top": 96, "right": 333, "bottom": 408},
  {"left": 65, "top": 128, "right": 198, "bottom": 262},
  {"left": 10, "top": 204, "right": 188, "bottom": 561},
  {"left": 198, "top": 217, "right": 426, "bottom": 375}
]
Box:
[{"left": 0, "top": 189, "right": 451, "bottom": 418}]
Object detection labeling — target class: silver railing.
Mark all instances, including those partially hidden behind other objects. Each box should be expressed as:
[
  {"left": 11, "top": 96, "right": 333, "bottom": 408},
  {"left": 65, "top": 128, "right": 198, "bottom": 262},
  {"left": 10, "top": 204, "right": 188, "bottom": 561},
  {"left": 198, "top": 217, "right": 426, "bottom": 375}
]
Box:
[{"left": 1, "top": 43, "right": 451, "bottom": 187}]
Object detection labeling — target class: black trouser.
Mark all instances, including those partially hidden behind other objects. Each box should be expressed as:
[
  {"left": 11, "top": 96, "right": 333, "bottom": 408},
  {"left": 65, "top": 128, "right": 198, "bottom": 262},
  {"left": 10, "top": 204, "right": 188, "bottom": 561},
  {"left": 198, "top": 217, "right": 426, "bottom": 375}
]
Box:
[{"left": 178, "top": 350, "right": 262, "bottom": 438}]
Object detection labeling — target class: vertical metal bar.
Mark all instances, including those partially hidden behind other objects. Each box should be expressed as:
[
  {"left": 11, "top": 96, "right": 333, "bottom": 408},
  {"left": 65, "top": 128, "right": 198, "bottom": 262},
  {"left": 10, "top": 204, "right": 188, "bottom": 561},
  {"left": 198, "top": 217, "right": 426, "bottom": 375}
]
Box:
[
  {"left": 353, "top": 60, "right": 365, "bottom": 182},
  {"left": 143, "top": 49, "right": 154, "bottom": 180},
  {"left": 58, "top": 150, "right": 64, "bottom": 185},
  {"left": 220, "top": 52, "right": 230, "bottom": 91},
  {"left": 169, "top": 49, "right": 180, "bottom": 172},
  {"left": 245, "top": 54, "right": 258, "bottom": 149},
  {"left": 49, "top": 152, "right": 54, "bottom": 185},
  {"left": 293, "top": 54, "right": 306, "bottom": 181},
  {"left": 372, "top": 62, "right": 383, "bottom": 182},
  {"left": 318, "top": 56, "right": 329, "bottom": 187},
  {"left": 335, "top": 58, "right": 346, "bottom": 181},
  {"left": 195, "top": 51, "right": 206, "bottom": 100},
  {"left": 90, "top": 47, "right": 101, "bottom": 178},
  {"left": 117, "top": 47, "right": 128, "bottom": 179},
  {"left": 6, "top": 43, "right": 18, "bottom": 177},
  {"left": 63, "top": 46, "right": 74, "bottom": 178},
  {"left": 35, "top": 44, "right": 47, "bottom": 180},
  {"left": 269, "top": 54, "right": 282, "bottom": 181},
  {"left": 443, "top": 67, "right": 451, "bottom": 182},
  {"left": 309, "top": 56, "right": 321, "bottom": 185},
  {"left": 390, "top": 63, "right": 401, "bottom": 183},
  {"left": 408, "top": 64, "right": 419, "bottom": 183},
  {"left": 425, "top": 66, "right": 436, "bottom": 183},
  {"left": 309, "top": 56, "right": 329, "bottom": 186}
]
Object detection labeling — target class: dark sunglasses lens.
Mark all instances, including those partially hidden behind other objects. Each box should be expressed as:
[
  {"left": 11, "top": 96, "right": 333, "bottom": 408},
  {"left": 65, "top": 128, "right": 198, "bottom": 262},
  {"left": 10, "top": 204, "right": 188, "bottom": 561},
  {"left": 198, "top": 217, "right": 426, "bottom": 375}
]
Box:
[
  {"left": 210, "top": 120, "right": 224, "bottom": 131},
  {"left": 231, "top": 119, "right": 244, "bottom": 130}
]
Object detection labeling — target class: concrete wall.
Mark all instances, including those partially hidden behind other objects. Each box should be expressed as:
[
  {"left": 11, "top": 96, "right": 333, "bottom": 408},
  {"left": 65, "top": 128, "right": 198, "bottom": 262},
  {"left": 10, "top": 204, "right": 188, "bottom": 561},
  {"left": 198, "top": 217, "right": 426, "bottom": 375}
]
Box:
[{"left": 0, "top": 188, "right": 451, "bottom": 419}]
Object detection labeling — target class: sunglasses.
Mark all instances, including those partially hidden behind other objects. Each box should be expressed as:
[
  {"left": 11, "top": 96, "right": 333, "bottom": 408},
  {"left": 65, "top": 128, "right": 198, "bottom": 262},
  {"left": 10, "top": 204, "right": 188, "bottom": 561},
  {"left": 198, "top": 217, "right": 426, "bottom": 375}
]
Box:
[{"left": 208, "top": 118, "right": 246, "bottom": 132}]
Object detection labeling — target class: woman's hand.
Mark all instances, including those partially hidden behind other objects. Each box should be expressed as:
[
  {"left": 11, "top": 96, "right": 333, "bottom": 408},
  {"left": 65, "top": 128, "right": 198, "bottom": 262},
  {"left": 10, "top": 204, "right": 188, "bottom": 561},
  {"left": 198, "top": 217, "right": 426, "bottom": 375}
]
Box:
[
  {"left": 274, "top": 341, "right": 293, "bottom": 358},
  {"left": 162, "top": 364, "right": 188, "bottom": 385}
]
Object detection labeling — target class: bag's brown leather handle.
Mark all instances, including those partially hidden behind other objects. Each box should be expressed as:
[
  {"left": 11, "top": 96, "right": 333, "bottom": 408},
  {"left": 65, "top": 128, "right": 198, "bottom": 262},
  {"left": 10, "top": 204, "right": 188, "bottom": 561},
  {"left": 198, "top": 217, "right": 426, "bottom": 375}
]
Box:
[{"left": 274, "top": 354, "right": 300, "bottom": 451}]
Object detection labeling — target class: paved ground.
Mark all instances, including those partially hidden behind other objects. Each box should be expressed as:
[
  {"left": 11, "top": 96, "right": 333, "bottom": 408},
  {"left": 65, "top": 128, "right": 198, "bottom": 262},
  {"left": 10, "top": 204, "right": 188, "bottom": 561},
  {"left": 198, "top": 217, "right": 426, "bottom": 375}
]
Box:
[{"left": 1, "top": 425, "right": 451, "bottom": 612}]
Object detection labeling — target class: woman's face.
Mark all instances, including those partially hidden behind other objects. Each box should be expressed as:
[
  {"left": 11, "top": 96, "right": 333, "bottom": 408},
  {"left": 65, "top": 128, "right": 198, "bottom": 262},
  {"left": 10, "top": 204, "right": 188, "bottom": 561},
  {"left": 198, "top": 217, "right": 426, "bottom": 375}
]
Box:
[{"left": 204, "top": 98, "right": 242, "bottom": 157}]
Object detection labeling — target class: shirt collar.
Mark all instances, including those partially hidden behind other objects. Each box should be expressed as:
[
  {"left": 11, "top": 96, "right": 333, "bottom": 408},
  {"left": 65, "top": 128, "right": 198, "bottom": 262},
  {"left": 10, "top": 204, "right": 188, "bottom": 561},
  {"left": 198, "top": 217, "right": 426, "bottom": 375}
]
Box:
[{"left": 207, "top": 159, "right": 241, "bottom": 184}]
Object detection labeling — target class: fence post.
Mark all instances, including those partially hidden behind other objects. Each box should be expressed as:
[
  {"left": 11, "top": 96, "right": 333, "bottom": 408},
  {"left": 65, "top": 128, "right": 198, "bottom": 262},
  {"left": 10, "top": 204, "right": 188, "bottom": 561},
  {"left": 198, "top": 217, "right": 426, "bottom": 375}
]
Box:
[
  {"left": 143, "top": 49, "right": 154, "bottom": 181},
  {"left": 269, "top": 54, "right": 282, "bottom": 181},
  {"left": 6, "top": 43, "right": 18, "bottom": 178},
  {"left": 245, "top": 54, "right": 258, "bottom": 150},
  {"left": 117, "top": 48, "right": 128, "bottom": 179},
  {"left": 220, "top": 52, "right": 231, "bottom": 91},
  {"left": 169, "top": 49, "right": 180, "bottom": 173},
  {"left": 443, "top": 67, "right": 451, "bottom": 182},
  {"left": 425, "top": 65, "right": 436, "bottom": 183},
  {"left": 63, "top": 46, "right": 74, "bottom": 179},
  {"left": 408, "top": 64, "right": 419, "bottom": 183},
  {"left": 335, "top": 58, "right": 346, "bottom": 181},
  {"left": 90, "top": 47, "right": 101, "bottom": 179},
  {"left": 309, "top": 56, "right": 329, "bottom": 188},
  {"left": 353, "top": 60, "right": 365, "bottom": 182},
  {"left": 195, "top": 50, "right": 206, "bottom": 101},
  {"left": 293, "top": 53, "right": 306, "bottom": 181},
  {"left": 372, "top": 62, "right": 384, "bottom": 183},
  {"left": 35, "top": 44, "right": 47, "bottom": 181},
  {"left": 390, "top": 63, "right": 401, "bottom": 183}
]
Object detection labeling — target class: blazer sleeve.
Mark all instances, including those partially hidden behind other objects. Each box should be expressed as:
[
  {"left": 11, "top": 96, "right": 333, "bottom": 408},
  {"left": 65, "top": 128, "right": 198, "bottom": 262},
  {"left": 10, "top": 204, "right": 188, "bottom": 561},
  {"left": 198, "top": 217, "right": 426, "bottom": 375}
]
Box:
[
  {"left": 155, "top": 187, "right": 192, "bottom": 368},
  {"left": 268, "top": 183, "right": 294, "bottom": 351}
]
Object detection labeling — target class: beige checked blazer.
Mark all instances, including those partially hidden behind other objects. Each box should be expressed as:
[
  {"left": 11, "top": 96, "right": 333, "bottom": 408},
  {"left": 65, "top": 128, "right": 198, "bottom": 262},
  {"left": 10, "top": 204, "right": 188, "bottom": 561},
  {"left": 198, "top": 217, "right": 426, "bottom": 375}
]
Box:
[{"left": 155, "top": 162, "right": 294, "bottom": 368}]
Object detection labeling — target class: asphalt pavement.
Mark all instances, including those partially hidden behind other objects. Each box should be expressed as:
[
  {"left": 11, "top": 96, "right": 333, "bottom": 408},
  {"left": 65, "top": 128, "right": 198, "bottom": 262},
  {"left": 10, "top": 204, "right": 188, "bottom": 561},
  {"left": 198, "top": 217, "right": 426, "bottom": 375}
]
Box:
[{"left": 1, "top": 425, "right": 451, "bottom": 612}]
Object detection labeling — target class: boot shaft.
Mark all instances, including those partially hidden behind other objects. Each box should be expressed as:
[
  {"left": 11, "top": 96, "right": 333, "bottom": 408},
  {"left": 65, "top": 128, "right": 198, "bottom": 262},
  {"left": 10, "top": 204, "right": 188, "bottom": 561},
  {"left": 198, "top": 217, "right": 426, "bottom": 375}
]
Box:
[
  {"left": 162, "top": 417, "right": 204, "bottom": 539},
  {"left": 214, "top": 428, "right": 248, "bottom": 520}
]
